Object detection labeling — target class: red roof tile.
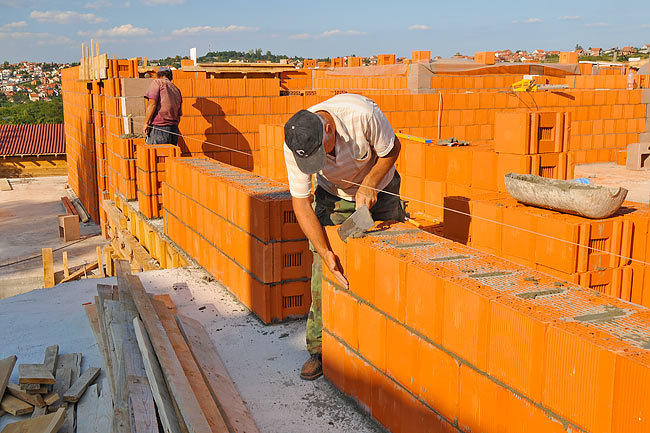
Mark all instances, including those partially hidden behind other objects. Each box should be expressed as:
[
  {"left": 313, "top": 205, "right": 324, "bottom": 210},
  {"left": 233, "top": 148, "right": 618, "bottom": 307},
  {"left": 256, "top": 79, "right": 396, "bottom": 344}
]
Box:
[{"left": 0, "top": 124, "right": 65, "bottom": 156}]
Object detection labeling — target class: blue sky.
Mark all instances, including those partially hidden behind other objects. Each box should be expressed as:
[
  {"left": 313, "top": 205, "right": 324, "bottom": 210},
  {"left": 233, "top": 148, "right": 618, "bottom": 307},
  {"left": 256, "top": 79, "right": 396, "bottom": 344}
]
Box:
[{"left": 1, "top": 0, "right": 649, "bottom": 63}]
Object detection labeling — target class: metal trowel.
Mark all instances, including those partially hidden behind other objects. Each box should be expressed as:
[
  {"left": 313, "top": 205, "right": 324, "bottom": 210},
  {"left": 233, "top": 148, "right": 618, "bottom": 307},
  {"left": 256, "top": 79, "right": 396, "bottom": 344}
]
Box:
[{"left": 337, "top": 205, "right": 374, "bottom": 242}]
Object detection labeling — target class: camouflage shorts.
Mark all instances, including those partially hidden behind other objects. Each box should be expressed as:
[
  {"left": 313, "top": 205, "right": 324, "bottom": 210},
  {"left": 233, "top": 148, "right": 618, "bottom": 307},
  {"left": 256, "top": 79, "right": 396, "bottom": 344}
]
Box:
[{"left": 306, "top": 171, "right": 405, "bottom": 355}]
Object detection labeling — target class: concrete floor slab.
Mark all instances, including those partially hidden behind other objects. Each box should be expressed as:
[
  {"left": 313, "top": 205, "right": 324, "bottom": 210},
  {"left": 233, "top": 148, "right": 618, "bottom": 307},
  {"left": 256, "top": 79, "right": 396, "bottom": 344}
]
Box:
[
  {"left": 0, "top": 176, "right": 105, "bottom": 299},
  {"left": 574, "top": 162, "right": 650, "bottom": 204}
]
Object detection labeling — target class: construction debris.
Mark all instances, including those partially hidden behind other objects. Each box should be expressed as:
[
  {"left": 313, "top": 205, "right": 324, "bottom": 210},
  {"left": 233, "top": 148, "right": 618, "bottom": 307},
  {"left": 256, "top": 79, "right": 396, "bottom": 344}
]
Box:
[{"left": 84, "top": 259, "right": 259, "bottom": 433}]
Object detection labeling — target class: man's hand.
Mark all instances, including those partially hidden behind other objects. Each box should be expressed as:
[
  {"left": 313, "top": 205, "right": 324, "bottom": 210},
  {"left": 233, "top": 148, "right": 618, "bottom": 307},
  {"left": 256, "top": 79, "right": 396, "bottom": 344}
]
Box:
[
  {"left": 143, "top": 123, "right": 151, "bottom": 136},
  {"left": 322, "top": 250, "right": 348, "bottom": 289},
  {"left": 355, "top": 183, "right": 378, "bottom": 210}
]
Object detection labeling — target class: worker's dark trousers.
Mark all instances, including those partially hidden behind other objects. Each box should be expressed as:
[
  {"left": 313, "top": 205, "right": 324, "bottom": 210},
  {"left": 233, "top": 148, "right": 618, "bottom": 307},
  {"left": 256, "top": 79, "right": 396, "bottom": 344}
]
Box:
[
  {"left": 306, "top": 171, "right": 405, "bottom": 355},
  {"left": 146, "top": 124, "right": 180, "bottom": 145}
]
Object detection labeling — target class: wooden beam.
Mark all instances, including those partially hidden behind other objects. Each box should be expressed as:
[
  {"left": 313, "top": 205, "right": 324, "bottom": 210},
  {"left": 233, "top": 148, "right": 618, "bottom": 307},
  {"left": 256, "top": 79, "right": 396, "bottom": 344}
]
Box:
[
  {"left": 43, "top": 248, "right": 54, "bottom": 288},
  {"left": 133, "top": 317, "right": 184, "bottom": 433},
  {"left": 60, "top": 260, "right": 99, "bottom": 283},
  {"left": 63, "top": 367, "right": 101, "bottom": 403},
  {"left": 1, "top": 407, "right": 66, "bottom": 433},
  {"left": 49, "top": 366, "right": 70, "bottom": 410},
  {"left": 0, "top": 355, "right": 17, "bottom": 401},
  {"left": 6, "top": 382, "right": 46, "bottom": 407},
  {"left": 97, "top": 246, "right": 105, "bottom": 278},
  {"left": 103, "top": 300, "right": 132, "bottom": 433},
  {"left": 62, "top": 252, "right": 69, "bottom": 279},
  {"left": 176, "top": 314, "right": 260, "bottom": 433},
  {"left": 55, "top": 353, "right": 81, "bottom": 433},
  {"left": 18, "top": 364, "right": 55, "bottom": 385},
  {"left": 124, "top": 270, "right": 214, "bottom": 433},
  {"left": 152, "top": 299, "right": 229, "bottom": 432},
  {"left": 1, "top": 394, "right": 34, "bottom": 415},
  {"left": 43, "top": 392, "right": 59, "bottom": 406}
]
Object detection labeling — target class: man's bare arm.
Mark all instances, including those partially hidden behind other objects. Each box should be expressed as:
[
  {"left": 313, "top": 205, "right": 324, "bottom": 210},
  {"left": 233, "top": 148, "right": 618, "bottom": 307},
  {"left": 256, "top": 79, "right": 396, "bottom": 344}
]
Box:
[
  {"left": 355, "top": 136, "right": 401, "bottom": 209},
  {"left": 143, "top": 98, "right": 157, "bottom": 135},
  {"left": 292, "top": 196, "right": 348, "bottom": 289}
]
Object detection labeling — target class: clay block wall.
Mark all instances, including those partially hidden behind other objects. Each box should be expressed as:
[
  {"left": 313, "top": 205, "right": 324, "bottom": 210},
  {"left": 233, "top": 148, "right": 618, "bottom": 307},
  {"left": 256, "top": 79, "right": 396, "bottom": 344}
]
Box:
[
  {"left": 136, "top": 143, "right": 180, "bottom": 218},
  {"left": 162, "top": 156, "right": 311, "bottom": 323},
  {"left": 443, "top": 193, "right": 650, "bottom": 305},
  {"left": 61, "top": 66, "right": 99, "bottom": 221},
  {"left": 322, "top": 222, "right": 650, "bottom": 433}
]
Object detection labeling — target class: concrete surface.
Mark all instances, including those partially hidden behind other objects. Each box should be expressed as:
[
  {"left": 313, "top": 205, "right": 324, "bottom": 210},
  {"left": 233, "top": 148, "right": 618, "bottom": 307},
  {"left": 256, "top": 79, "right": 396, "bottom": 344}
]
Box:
[
  {"left": 574, "top": 162, "right": 650, "bottom": 204},
  {"left": 0, "top": 269, "right": 384, "bottom": 433},
  {"left": 0, "top": 176, "right": 105, "bottom": 299}
]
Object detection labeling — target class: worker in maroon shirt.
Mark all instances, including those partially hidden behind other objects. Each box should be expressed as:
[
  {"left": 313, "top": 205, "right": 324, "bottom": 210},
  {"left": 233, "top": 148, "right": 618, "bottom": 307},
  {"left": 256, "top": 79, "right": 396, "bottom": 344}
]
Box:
[{"left": 143, "top": 66, "right": 183, "bottom": 145}]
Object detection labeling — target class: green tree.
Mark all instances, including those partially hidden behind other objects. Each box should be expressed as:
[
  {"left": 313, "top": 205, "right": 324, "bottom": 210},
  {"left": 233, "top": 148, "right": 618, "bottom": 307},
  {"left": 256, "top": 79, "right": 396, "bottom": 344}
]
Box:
[{"left": 0, "top": 97, "right": 63, "bottom": 124}]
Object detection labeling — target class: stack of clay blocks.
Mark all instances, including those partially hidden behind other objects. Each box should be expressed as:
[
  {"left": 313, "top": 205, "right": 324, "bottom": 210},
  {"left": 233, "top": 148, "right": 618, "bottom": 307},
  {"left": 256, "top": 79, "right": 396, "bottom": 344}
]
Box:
[
  {"left": 258, "top": 124, "right": 287, "bottom": 183},
  {"left": 494, "top": 111, "right": 572, "bottom": 191},
  {"left": 106, "top": 135, "right": 141, "bottom": 200},
  {"left": 162, "top": 156, "right": 311, "bottom": 323},
  {"left": 322, "top": 222, "right": 650, "bottom": 433},
  {"left": 136, "top": 143, "right": 180, "bottom": 218}
]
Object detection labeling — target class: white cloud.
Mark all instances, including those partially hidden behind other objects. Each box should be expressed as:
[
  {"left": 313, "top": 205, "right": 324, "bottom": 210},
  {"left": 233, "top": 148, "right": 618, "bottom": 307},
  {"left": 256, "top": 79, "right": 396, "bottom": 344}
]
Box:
[
  {"left": 30, "top": 10, "right": 106, "bottom": 24},
  {"left": 408, "top": 24, "right": 431, "bottom": 30},
  {"left": 524, "top": 18, "right": 542, "bottom": 23},
  {"left": 0, "top": 21, "right": 27, "bottom": 29},
  {"left": 0, "top": 31, "right": 74, "bottom": 45},
  {"left": 558, "top": 15, "right": 580, "bottom": 20},
  {"left": 288, "top": 29, "right": 365, "bottom": 40},
  {"left": 85, "top": 0, "right": 112, "bottom": 8},
  {"left": 80, "top": 23, "right": 152, "bottom": 37},
  {"left": 143, "top": 0, "right": 185, "bottom": 4},
  {"left": 585, "top": 22, "right": 610, "bottom": 27},
  {"left": 171, "top": 25, "right": 258, "bottom": 36},
  {"left": 641, "top": 23, "right": 650, "bottom": 28}
]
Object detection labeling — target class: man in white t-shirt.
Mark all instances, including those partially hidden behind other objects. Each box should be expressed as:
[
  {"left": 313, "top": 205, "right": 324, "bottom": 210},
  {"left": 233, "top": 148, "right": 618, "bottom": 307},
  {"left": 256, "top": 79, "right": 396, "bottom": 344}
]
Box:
[{"left": 283, "top": 93, "right": 405, "bottom": 380}]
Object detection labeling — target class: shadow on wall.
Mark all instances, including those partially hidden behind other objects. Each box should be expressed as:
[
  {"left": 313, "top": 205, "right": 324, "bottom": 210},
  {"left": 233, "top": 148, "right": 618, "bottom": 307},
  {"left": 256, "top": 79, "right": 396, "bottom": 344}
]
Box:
[
  {"left": 178, "top": 98, "right": 253, "bottom": 171},
  {"left": 442, "top": 196, "right": 471, "bottom": 244}
]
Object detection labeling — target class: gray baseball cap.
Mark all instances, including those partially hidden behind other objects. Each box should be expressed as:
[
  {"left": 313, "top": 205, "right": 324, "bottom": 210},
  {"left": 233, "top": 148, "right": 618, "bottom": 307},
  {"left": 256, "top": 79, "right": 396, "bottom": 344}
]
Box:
[{"left": 284, "top": 110, "right": 326, "bottom": 175}]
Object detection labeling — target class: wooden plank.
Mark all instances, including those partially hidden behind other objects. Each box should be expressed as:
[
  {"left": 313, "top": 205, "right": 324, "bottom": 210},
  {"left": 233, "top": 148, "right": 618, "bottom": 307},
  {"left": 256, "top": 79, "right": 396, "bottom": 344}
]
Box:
[
  {"left": 105, "top": 245, "right": 114, "bottom": 277},
  {"left": 0, "top": 394, "right": 33, "bottom": 415},
  {"left": 76, "top": 378, "right": 112, "bottom": 433},
  {"left": 43, "top": 392, "right": 59, "bottom": 406},
  {"left": 55, "top": 353, "right": 81, "bottom": 433},
  {"left": 18, "top": 364, "right": 55, "bottom": 385},
  {"left": 176, "top": 314, "right": 260, "bottom": 433},
  {"left": 63, "top": 367, "right": 100, "bottom": 402},
  {"left": 43, "top": 345, "right": 59, "bottom": 376},
  {"left": 24, "top": 384, "right": 48, "bottom": 394},
  {"left": 152, "top": 294, "right": 177, "bottom": 315},
  {"left": 2, "top": 407, "right": 66, "bottom": 433},
  {"left": 62, "top": 252, "right": 69, "bottom": 279},
  {"left": 103, "top": 300, "right": 131, "bottom": 433},
  {"left": 115, "top": 260, "right": 159, "bottom": 433},
  {"left": 49, "top": 367, "right": 70, "bottom": 409},
  {"left": 152, "top": 299, "right": 229, "bottom": 432},
  {"left": 42, "top": 248, "right": 54, "bottom": 288},
  {"left": 124, "top": 269, "right": 214, "bottom": 433},
  {"left": 6, "top": 383, "right": 46, "bottom": 407},
  {"left": 60, "top": 260, "right": 98, "bottom": 283},
  {"left": 0, "top": 355, "right": 17, "bottom": 402},
  {"left": 133, "top": 318, "right": 184, "bottom": 433}
]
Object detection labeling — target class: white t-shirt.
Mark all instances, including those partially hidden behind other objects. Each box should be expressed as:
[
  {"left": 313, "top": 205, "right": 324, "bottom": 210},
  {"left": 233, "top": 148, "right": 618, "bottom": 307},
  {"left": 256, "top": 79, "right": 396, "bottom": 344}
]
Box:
[{"left": 284, "top": 94, "right": 396, "bottom": 200}]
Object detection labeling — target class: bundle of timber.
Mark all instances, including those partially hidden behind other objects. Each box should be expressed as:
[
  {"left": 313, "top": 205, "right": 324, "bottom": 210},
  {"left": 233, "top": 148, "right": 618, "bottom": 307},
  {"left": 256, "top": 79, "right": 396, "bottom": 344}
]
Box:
[
  {"left": 85, "top": 259, "right": 258, "bottom": 433},
  {"left": 0, "top": 345, "right": 101, "bottom": 433}
]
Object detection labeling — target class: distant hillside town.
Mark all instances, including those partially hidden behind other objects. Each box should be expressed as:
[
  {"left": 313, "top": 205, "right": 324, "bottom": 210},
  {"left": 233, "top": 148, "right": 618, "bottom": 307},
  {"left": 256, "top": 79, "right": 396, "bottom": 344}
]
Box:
[{"left": 0, "top": 61, "right": 73, "bottom": 103}]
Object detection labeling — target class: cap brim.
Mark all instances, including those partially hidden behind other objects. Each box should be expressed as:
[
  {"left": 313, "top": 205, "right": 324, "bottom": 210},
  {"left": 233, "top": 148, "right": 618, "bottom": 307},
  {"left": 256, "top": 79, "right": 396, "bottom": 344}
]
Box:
[{"left": 294, "top": 144, "right": 326, "bottom": 175}]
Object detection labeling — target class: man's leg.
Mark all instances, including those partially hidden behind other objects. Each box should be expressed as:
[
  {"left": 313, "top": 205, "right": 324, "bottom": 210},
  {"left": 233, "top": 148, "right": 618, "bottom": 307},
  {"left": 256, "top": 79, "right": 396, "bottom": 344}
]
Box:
[
  {"left": 301, "top": 187, "right": 354, "bottom": 380},
  {"left": 370, "top": 171, "right": 406, "bottom": 222}
]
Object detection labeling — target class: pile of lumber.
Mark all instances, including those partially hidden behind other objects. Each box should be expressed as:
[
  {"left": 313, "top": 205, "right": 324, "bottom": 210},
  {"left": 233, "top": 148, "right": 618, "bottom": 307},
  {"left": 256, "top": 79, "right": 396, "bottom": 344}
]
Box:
[
  {"left": 0, "top": 346, "right": 100, "bottom": 433},
  {"left": 85, "top": 259, "right": 258, "bottom": 433}
]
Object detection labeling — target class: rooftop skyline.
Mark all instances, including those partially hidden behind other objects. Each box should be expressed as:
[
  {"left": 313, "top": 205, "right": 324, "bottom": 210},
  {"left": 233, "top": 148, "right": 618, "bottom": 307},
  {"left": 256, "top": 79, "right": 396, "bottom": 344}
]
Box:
[{"left": 1, "top": 0, "right": 649, "bottom": 63}]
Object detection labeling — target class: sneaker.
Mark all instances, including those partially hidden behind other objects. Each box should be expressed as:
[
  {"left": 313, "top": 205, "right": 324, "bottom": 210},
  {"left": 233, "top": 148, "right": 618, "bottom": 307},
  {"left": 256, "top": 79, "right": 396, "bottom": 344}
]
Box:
[{"left": 300, "top": 354, "right": 323, "bottom": 380}]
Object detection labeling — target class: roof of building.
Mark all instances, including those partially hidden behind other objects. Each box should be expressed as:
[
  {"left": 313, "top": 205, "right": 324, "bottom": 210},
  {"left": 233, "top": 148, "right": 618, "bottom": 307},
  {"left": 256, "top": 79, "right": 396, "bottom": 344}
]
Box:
[{"left": 0, "top": 123, "right": 65, "bottom": 156}]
